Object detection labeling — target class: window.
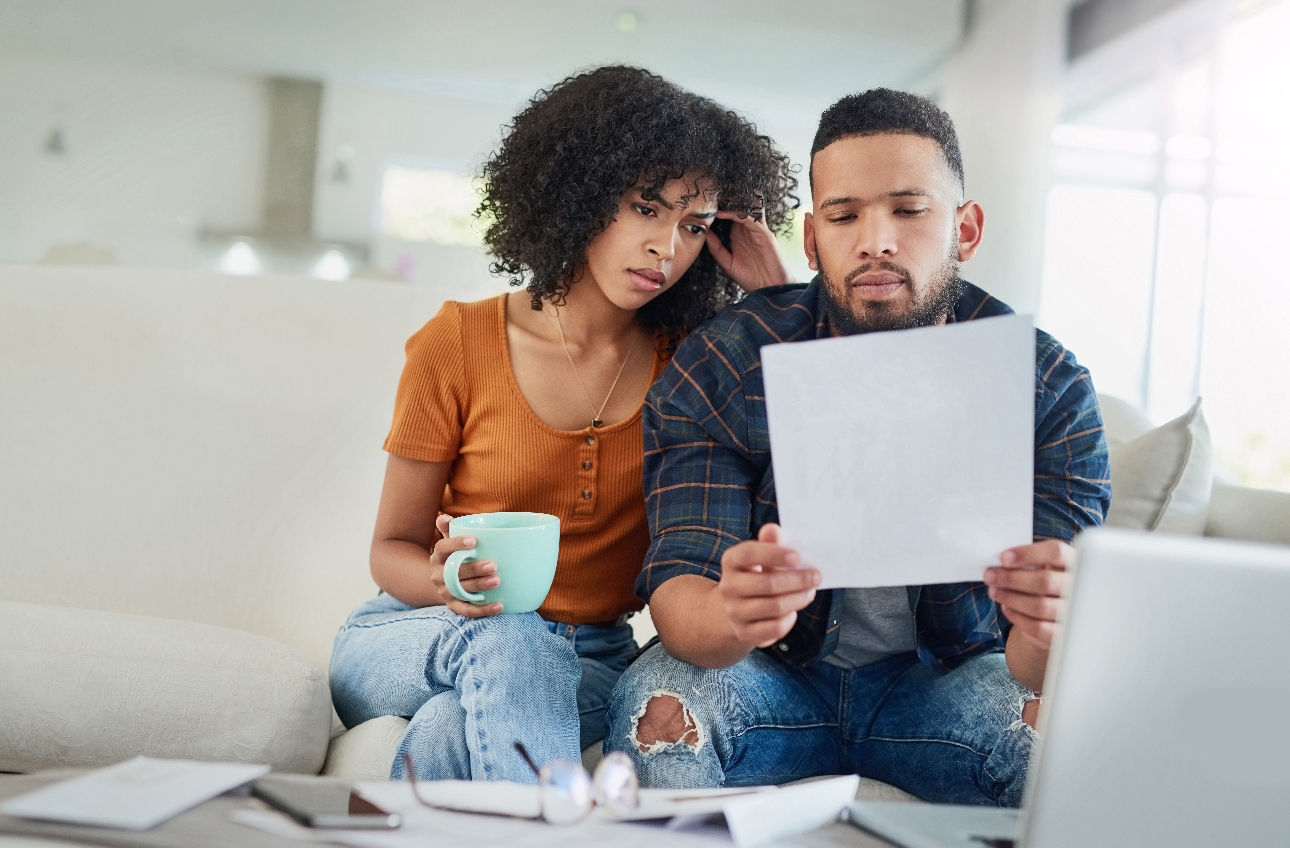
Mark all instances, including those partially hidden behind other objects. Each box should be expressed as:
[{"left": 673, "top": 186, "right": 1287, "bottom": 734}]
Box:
[
  {"left": 1039, "top": 0, "right": 1290, "bottom": 491},
  {"left": 379, "top": 166, "right": 483, "bottom": 247}
]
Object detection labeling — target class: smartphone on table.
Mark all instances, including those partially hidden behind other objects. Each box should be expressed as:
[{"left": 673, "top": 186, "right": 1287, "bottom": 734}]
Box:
[{"left": 252, "top": 775, "right": 401, "bottom": 829}]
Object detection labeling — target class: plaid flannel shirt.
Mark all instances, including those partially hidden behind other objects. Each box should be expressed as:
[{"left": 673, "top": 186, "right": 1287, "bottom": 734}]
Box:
[{"left": 637, "top": 278, "right": 1110, "bottom": 671}]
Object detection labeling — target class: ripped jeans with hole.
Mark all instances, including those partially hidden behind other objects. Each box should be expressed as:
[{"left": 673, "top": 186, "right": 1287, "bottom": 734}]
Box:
[
  {"left": 604, "top": 645, "right": 1035, "bottom": 806},
  {"left": 330, "top": 593, "right": 636, "bottom": 783}
]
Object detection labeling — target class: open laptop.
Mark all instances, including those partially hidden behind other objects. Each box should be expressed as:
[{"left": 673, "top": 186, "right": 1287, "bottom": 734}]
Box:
[{"left": 847, "top": 527, "right": 1290, "bottom": 848}]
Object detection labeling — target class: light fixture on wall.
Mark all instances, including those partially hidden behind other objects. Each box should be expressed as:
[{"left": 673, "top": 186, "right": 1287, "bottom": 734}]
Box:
[
  {"left": 331, "top": 143, "right": 354, "bottom": 184},
  {"left": 312, "top": 249, "right": 350, "bottom": 281},
  {"left": 44, "top": 125, "right": 67, "bottom": 156},
  {"left": 219, "top": 241, "right": 261, "bottom": 276},
  {"left": 616, "top": 10, "right": 641, "bottom": 32}
]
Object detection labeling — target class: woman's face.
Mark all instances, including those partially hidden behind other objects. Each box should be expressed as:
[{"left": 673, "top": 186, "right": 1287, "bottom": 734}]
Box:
[{"left": 579, "top": 176, "right": 718, "bottom": 311}]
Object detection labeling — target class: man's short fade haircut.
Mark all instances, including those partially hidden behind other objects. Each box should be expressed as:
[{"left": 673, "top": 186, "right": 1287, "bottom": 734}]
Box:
[{"left": 809, "top": 88, "right": 964, "bottom": 194}]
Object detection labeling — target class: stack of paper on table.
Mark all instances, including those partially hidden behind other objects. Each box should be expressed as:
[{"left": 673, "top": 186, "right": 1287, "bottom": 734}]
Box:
[
  {"left": 231, "top": 774, "right": 860, "bottom": 847},
  {"left": 0, "top": 756, "right": 268, "bottom": 830},
  {"left": 761, "top": 313, "right": 1034, "bottom": 588}
]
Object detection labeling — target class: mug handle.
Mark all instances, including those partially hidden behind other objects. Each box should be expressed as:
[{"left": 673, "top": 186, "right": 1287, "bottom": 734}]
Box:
[{"left": 444, "top": 549, "right": 487, "bottom": 604}]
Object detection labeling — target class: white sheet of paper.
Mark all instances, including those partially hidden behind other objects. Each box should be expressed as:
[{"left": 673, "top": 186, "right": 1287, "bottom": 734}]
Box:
[
  {"left": 762, "top": 313, "right": 1033, "bottom": 588},
  {"left": 0, "top": 756, "right": 268, "bottom": 830}
]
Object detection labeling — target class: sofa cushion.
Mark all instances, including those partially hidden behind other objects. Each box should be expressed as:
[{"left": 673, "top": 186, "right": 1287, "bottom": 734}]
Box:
[
  {"left": 0, "top": 601, "right": 332, "bottom": 774},
  {"left": 321, "top": 716, "right": 409, "bottom": 780},
  {"left": 1106, "top": 399, "right": 1212, "bottom": 535},
  {"left": 1206, "top": 481, "right": 1290, "bottom": 545}
]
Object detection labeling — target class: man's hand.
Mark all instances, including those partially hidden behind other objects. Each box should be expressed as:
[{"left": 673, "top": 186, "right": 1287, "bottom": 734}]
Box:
[
  {"left": 718, "top": 523, "right": 821, "bottom": 648},
  {"left": 985, "top": 538, "right": 1074, "bottom": 693}
]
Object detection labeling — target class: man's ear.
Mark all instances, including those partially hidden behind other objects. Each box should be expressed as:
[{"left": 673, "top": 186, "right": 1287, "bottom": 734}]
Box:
[
  {"left": 803, "top": 212, "right": 819, "bottom": 271},
  {"left": 956, "top": 201, "right": 984, "bottom": 262}
]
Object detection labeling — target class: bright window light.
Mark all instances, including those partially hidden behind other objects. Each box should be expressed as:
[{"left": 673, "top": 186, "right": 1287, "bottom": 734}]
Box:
[
  {"left": 1051, "top": 124, "right": 1161, "bottom": 155},
  {"left": 219, "top": 241, "right": 260, "bottom": 276},
  {"left": 1040, "top": 0, "right": 1290, "bottom": 491},
  {"left": 312, "top": 249, "right": 350, "bottom": 281},
  {"left": 380, "top": 166, "right": 482, "bottom": 246}
]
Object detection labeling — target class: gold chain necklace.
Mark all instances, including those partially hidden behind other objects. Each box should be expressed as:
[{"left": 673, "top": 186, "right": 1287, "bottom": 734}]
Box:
[{"left": 551, "top": 309, "right": 641, "bottom": 428}]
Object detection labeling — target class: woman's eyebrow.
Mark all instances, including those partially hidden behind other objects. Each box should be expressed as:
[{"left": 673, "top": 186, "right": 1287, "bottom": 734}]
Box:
[{"left": 689, "top": 211, "right": 716, "bottom": 219}]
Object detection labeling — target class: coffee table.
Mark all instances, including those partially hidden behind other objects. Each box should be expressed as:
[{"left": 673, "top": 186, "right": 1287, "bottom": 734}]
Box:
[{"left": 0, "top": 771, "right": 899, "bottom": 848}]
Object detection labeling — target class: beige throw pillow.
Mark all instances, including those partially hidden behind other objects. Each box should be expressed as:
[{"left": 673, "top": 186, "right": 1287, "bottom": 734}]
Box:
[{"left": 1105, "top": 398, "right": 1212, "bottom": 534}]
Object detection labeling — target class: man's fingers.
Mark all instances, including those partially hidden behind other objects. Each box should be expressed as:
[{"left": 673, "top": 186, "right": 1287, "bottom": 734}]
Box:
[
  {"left": 985, "top": 566, "right": 1065, "bottom": 597},
  {"left": 1000, "top": 538, "right": 1074, "bottom": 570},
  {"left": 723, "top": 540, "right": 801, "bottom": 571},
  {"left": 999, "top": 604, "right": 1056, "bottom": 648},
  {"left": 989, "top": 588, "right": 1061, "bottom": 623},
  {"left": 731, "top": 590, "right": 816, "bottom": 622},
  {"left": 726, "top": 567, "right": 820, "bottom": 598},
  {"left": 731, "top": 612, "right": 796, "bottom": 648}
]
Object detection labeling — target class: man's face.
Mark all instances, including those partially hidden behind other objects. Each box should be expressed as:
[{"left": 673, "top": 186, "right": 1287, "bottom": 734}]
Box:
[{"left": 804, "top": 133, "right": 981, "bottom": 335}]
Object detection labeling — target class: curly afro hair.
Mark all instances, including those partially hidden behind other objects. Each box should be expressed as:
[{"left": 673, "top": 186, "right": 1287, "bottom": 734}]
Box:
[{"left": 478, "top": 65, "right": 798, "bottom": 341}]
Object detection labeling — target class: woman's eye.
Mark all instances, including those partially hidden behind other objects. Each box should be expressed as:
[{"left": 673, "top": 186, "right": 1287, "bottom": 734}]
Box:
[
  {"left": 634, "top": 204, "right": 655, "bottom": 217},
  {"left": 685, "top": 224, "right": 707, "bottom": 235}
]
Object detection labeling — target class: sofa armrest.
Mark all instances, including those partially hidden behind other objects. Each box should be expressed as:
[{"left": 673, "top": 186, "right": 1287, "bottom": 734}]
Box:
[
  {"left": 1205, "top": 482, "right": 1290, "bottom": 545},
  {"left": 0, "top": 601, "right": 332, "bottom": 774}
]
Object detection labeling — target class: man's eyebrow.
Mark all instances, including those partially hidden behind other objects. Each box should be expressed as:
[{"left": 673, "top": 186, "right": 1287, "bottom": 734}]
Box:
[
  {"left": 888, "top": 188, "right": 932, "bottom": 198},
  {"left": 819, "top": 196, "right": 857, "bottom": 208}
]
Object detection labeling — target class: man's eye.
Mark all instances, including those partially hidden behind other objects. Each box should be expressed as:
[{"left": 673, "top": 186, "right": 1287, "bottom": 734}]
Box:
[
  {"left": 828, "top": 213, "right": 856, "bottom": 224},
  {"left": 897, "top": 208, "right": 928, "bottom": 216}
]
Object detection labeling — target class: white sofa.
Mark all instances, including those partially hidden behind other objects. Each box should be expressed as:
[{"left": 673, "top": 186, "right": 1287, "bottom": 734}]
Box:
[{"left": 2, "top": 265, "right": 1288, "bottom": 785}]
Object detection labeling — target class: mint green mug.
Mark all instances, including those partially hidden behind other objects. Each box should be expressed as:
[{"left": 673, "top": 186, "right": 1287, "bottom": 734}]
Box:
[{"left": 443, "top": 512, "right": 560, "bottom": 613}]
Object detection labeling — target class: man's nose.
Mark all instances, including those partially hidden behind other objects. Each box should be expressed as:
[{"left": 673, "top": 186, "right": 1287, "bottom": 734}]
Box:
[{"left": 854, "top": 209, "right": 897, "bottom": 258}]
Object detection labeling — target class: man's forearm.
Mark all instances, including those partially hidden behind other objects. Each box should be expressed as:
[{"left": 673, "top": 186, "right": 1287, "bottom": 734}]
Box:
[{"left": 649, "top": 575, "right": 758, "bottom": 669}]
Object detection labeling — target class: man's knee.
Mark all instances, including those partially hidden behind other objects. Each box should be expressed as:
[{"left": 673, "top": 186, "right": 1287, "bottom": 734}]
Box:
[{"left": 631, "top": 690, "right": 705, "bottom": 754}]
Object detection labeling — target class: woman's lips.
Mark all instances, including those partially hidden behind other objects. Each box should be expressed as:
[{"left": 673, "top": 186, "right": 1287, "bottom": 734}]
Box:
[{"left": 629, "top": 269, "right": 665, "bottom": 292}]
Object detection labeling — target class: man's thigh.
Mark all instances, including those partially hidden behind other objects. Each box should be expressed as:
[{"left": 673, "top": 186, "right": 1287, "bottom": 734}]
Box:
[
  {"left": 848, "top": 651, "right": 1035, "bottom": 806},
  {"left": 606, "top": 644, "right": 845, "bottom": 787}
]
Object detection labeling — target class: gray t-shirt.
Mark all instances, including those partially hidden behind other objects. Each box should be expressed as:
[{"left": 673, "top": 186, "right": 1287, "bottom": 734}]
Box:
[{"left": 821, "top": 587, "right": 918, "bottom": 670}]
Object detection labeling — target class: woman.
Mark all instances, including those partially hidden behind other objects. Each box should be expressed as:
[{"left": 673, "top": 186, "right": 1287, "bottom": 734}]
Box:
[{"left": 329, "top": 65, "right": 798, "bottom": 783}]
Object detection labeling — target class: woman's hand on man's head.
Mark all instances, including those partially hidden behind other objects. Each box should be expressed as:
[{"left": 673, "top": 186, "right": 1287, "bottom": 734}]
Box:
[
  {"left": 706, "top": 209, "right": 797, "bottom": 293},
  {"left": 429, "top": 513, "right": 505, "bottom": 618}
]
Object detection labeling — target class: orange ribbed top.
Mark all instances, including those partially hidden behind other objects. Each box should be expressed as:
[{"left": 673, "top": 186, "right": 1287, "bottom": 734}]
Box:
[{"left": 383, "top": 295, "right": 661, "bottom": 624}]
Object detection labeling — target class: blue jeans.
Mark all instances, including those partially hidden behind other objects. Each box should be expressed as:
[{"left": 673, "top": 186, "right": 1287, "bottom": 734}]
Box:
[
  {"left": 604, "top": 645, "right": 1035, "bottom": 806},
  {"left": 329, "top": 594, "right": 636, "bottom": 783}
]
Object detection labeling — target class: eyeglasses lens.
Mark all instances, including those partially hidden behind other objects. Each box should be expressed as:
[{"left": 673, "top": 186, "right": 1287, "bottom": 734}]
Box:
[{"left": 538, "top": 759, "right": 593, "bottom": 825}]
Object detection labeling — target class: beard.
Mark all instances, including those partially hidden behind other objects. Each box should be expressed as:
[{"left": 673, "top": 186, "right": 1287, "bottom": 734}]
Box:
[{"left": 817, "top": 245, "right": 965, "bottom": 336}]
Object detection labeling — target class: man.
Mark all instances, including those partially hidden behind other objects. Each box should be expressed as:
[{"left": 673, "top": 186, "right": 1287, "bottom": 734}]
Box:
[{"left": 603, "top": 89, "right": 1110, "bottom": 806}]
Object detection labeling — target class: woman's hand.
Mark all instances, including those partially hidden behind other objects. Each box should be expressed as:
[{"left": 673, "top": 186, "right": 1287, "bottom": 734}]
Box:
[
  {"left": 427, "top": 514, "right": 504, "bottom": 618},
  {"left": 706, "top": 209, "right": 797, "bottom": 293}
]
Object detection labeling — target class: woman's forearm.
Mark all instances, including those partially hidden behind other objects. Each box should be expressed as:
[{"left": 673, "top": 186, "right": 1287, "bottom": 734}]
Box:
[{"left": 370, "top": 539, "right": 446, "bottom": 608}]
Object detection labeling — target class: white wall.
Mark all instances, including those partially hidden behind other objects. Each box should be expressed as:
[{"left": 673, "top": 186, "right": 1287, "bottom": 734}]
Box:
[
  {"left": 938, "top": 0, "right": 1067, "bottom": 315},
  {"left": 0, "top": 54, "right": 268, "bottom": 266}
]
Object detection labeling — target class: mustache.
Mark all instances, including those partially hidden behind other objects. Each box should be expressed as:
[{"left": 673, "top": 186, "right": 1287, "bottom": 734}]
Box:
[{"left": 843, "top": 261, "right": 915, "bottom": 286}]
